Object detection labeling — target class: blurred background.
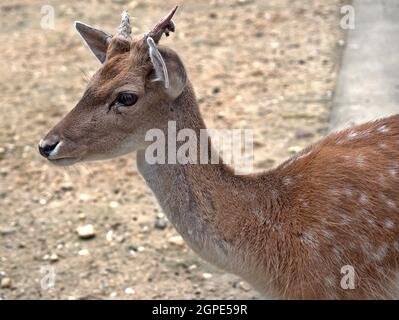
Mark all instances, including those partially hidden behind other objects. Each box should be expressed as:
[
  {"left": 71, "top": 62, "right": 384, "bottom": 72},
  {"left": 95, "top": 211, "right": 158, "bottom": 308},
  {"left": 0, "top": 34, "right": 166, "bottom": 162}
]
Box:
[{"left": 0, "top": 0, "right": 347, "bottom": 299}]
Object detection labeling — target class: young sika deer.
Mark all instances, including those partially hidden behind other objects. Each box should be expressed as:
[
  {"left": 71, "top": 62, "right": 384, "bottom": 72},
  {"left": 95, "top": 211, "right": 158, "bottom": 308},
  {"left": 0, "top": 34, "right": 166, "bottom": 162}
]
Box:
[{"left": 38, "top": 7, "right": 399, "bottom": 299}]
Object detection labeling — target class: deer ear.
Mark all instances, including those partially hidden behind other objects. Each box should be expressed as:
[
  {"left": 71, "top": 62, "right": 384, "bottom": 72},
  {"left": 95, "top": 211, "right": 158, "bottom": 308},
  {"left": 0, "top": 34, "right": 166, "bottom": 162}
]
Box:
[
  {"left": 147, "top": 37, "right": 187, "bottom": 99},
  {"left": 75, "top": 22, "right": 112, "bottom": 63}
]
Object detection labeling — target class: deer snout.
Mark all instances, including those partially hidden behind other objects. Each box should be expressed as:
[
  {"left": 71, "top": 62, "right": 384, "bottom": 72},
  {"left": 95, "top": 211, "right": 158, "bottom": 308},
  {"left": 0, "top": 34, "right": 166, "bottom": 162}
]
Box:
[{"left": 38, "top": 136, "right": 61, "bottom": 159}]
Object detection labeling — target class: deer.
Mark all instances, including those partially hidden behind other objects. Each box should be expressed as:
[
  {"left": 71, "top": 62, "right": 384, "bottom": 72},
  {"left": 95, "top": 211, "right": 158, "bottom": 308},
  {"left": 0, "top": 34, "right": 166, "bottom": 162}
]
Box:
[{"left": 38, "top": 7, "right": 399, "bottom": 299}]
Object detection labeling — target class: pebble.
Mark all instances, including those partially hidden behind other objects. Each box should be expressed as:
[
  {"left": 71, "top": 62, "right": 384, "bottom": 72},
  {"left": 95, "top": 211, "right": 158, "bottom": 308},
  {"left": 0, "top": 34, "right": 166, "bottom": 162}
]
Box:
[
  {"left": 124, "top": 287, "right": 135, "bottom": 295},
  {"left": 188, "top": 264, "right": 198, "bottom": 271},
  {"left": 238, "top": 281, "right": 251, "bottom": 292},
  {"left": 76, "top": 224, "right": 96, "bottom": 239},
  {"left": 0, "top": 226, "right": 16, "bottom": 236},
  {"left": 109, "top": 292, "right": 117, "bottom": 298},
  {"left": 168, "top": 235, "right": 184, "bottom": 247},
  {"left": 78, "top": 249, "right": 90, "bottom": 256},
  {"left": 79, "top": 194, "right": 90, "bottom": 202},
  {"left": 50, "top": 253, "right": 59, "bottom": 262},
  {"left": 202, "top": 273, "right": 213, "bottom": 280},
  {"left": 1, "top": 277, "right": 12, "bottom": 288},
  {"left": 106, "top": 230, "right": 113, "bottom": 242},
  {"left": 154, "top": 217, "right": 168, "bottom": 230},
  {"left": 109, "top": 201, "right": 119, "bottom": 209},
  {"left": 60, "top": 182, "right": 74, "bottom": 192}
]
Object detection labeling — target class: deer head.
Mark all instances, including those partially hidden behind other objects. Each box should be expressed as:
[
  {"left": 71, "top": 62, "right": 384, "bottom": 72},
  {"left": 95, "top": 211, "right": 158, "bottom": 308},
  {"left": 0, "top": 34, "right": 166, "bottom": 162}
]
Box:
[{"left": 38, "top": 6, "right": 187, "bottom": 166}]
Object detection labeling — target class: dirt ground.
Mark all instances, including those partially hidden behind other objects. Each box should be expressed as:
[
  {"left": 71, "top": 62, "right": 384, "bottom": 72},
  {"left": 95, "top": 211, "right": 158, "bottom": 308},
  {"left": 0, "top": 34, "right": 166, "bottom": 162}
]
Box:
[{"left": 0, "top": 0, "right": 346, "bottom": 299}]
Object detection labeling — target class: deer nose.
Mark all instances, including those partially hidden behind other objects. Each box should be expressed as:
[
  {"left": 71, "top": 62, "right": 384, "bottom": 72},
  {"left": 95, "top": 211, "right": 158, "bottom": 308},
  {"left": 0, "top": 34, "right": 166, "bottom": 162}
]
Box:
[{"left": 38, "top": 140, "right": 60, "bottom": 158}]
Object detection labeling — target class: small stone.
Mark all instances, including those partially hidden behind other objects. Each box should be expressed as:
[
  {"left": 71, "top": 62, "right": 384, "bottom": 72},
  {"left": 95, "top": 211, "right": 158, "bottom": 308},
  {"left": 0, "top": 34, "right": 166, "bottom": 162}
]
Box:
[
  {"left": 39, "top": 198, "right": 47, "bottom": 205},
  {"left": 76, "top": 224, "right": 96, "bottom": 239},
  {"left": 78, "top": 249, "right": 89, "bottom": 256},
  {"left": 78, "top": 213, "right": 86, "bottom": 220},
  {"left": 202, "top": 273, "right": 213, "bottom": 280},
  {"left": 106, "top": 230, "right": 113, "bottom": 242},
  {"left": 60, "top": 182, "right": 74, "bottom": 192},
  {"left": 137, "top": 246, "right": 145, "bottom": 252},
  {"left": 168, "top": 235, "right": 184, "bottom": 247},
  {"left": 1, "top": 277, "right": 11, "bottom": 288},
  {"left": 109, "top": 201, "right": 119, "bottom": 209},
  {"left": 188, "top": 264, "right": 197, "bottom": 271},
  {"left": 154, "top": 217, "right": 167, "bottom": 230},
  {"left": 124, "top": 287, "right": 135, "bottom": 295},
  {"left": 337, "top": 39, "right": 345, "bottom": 47},
  {"left": 157, "top": 212, "right": 165, "bottom": 219},
  {"left": 0, "top": 226, "right": 16, "bottom": 236},
  {"left": 270, "top": 41, "right": 280, "bottom": 49},
  {"left": 50, "top": 253, "right": 59, "bottom": 262},
  {"left": 212, "top": 86, "right": 221, "bottom": 94},
  {"left": 109, "top": 292, "right": 117, "bottom": 298},
  {"left": 209, "top": 12, "right": 217, "bottom": 19},
  {"left": 79, "top": 194, "right": 90, "bottom": 202},
  {"left": 238, "top": 281, "right": 251, "bottom": 292}
]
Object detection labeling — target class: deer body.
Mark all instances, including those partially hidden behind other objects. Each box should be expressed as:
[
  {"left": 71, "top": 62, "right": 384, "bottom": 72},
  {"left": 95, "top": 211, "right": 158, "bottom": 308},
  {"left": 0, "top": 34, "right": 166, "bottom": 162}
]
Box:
[
  {"left": 38, "top": 8, "right": 399, "bottom": 299},
  {"left": 137, "top": 81, "right": 399, "bottom": 299}
]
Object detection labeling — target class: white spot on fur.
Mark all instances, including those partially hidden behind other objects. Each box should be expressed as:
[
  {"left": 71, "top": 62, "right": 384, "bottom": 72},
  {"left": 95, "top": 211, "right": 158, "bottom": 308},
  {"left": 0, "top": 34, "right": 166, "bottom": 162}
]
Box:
[
  {"left": 377, "top": 125, "right": 389, "bottom": 133},
  {"left": 387, "top": 199, "right": 397, "bottom": 209},
  {"left": 324, "top": 275, "right": 335, "bottom": 287},
  {"left": 283, "top": 177, "right": 293, "bottom": 186},
  {"left": 300, "top": 231, "right": 319, "bottom": 248},
  {"left": 389, "top": 168, "right": 397, "bottom": 177},
  {"left": 344, "top": 188, "right": 353, "bottom": 197},
  {"left": 356, "top": 154, "right": 365, "bottom": 166},
  {"left": 384, "top": 219, "right": 395, "bottom": 229},
  {"left": 347, "top": 131, "right": 359, "bottom": 139},
  {"left": 320, "top": 229, "right": 334, "bottom": 240},
  {"left": 374, "top": 243, "right": 388, "bottom": 262},
  {"left": 359, "top": 193, "right": 368, "bottom": 205}
]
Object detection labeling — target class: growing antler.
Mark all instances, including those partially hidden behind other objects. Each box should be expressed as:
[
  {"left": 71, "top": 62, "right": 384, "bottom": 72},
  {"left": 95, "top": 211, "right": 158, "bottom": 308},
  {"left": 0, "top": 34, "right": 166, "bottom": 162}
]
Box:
[
  {"left": 146, "top": 6, "right": 178, "bottom": 43},
  {"left": 116, "top": 10, "right": 132, "bottom": 41}
]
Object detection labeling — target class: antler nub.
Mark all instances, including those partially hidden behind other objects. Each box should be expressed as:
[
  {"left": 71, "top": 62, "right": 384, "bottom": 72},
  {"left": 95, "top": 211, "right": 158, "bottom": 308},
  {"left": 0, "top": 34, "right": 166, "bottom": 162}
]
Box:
[
  {"left": 147, "top": 6, "right": 178, "bottom": 43},
  {"left": 117, "top": 10, "right": 132, "bottom": 41}
]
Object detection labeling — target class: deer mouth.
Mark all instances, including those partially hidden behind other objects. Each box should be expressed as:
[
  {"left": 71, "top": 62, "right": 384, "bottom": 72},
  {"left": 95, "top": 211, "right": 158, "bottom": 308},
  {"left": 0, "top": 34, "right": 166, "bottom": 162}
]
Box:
[{"left": 48, "top": 157, "right": 81, "bottom": 166}]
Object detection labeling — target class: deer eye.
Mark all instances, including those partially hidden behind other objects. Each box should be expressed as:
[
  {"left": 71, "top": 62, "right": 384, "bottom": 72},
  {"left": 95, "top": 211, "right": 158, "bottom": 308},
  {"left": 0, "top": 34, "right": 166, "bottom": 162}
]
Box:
[{"left": 114, "top": 92, "right": 138, "bottom": 107}]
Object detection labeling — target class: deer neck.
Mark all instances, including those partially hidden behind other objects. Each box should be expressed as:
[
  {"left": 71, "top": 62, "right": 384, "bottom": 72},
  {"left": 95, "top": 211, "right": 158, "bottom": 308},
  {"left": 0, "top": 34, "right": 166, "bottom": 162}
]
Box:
[{"left": 136, "top": 83, "right": 280, "bottom": 282}]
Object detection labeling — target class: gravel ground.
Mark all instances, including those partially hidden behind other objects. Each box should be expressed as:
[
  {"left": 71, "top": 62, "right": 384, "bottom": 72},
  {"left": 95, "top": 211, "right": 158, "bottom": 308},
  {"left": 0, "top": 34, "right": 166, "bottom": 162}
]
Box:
[{"left": 0, "top": 0, "right": 346, "bottom": 299}]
